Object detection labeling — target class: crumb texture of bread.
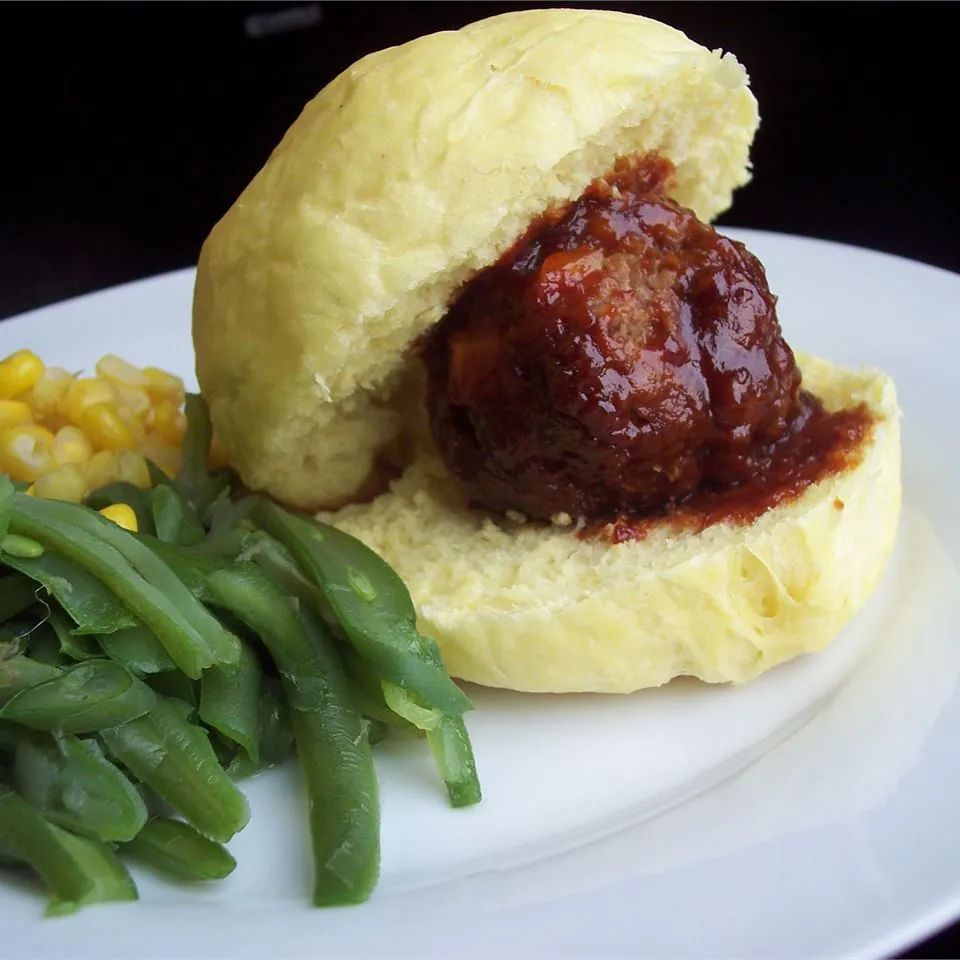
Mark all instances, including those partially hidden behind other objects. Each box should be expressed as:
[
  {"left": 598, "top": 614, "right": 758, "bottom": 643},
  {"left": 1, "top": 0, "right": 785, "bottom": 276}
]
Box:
[
  {"left": 193, "top": 8, "right": 760, "bottom": 508},
  {"left": 328, "top": 356, "right": 901, "bottom": 693}
]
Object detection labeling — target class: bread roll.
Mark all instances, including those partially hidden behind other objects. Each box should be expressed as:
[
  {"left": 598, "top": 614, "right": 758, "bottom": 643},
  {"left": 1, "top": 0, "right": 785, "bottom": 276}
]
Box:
[
  {"left": 193, "top": 9, "right": 902, "bottom": 694},
  {"left": 330, "top": 356, "right": 900, "bottom": 692},
  {"left": 193, "top": 8, "right": 759, "bottom": 508}
]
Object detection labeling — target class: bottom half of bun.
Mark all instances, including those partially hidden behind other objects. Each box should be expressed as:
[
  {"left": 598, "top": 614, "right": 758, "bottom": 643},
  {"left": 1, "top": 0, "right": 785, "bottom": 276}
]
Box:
[{"left": 329, "top": 354, "right": 901, "bottom": 693}]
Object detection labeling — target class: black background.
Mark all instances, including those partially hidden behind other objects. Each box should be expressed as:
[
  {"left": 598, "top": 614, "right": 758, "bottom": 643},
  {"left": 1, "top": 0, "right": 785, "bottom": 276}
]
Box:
[
  {"left": 0, "top": 2, "right": 956, "bottom": 955},
  {"left": 1, "top": 1, "right": 957, "bottom": 321}
]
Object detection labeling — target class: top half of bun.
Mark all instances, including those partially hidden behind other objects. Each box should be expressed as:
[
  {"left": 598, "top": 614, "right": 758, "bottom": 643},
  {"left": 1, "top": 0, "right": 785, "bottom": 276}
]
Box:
[{"left": 193, "top": 8, "right": 760, "bottom": 509}]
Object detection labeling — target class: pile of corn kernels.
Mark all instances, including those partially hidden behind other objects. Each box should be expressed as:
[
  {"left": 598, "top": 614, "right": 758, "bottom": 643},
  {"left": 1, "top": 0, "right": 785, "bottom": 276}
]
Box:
[{"left": 0, "top": 349, "right": 200, "bottom": 502}]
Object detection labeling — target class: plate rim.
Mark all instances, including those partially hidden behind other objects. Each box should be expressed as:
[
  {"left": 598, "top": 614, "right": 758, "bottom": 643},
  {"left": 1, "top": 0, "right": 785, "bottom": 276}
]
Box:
[{"left": 2, "top": 229, "right": 959, "bottom": 960}]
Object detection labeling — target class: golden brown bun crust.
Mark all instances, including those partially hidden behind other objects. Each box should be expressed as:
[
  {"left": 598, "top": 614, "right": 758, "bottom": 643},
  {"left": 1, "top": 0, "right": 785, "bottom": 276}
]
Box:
[
  {"left": 329, "top": 356, "right": 901, "bottom": 693},
  {"left": 193, "top": 8, "right": 759, "bottom": 508}
]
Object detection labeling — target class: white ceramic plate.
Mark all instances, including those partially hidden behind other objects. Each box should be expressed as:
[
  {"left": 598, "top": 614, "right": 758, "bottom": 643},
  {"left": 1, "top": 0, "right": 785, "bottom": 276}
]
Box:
[{"left": 1, "top": 230, "right": 958, "bottom": 960}]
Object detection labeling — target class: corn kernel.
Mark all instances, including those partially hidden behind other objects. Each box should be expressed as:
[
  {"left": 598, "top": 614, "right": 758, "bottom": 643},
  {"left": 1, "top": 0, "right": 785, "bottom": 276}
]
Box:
[
  {"left": 141, "top": 434, "right": 181, "bottom": 478},
  {"left": 84, "top": 449, "right": 119, "bottom": 491},
  {"left": 31, "top": 463, "right": 87, "bottom": 503},
  {"left": 79, "top": 403, "right": 134, "bottom": 451},
  {"left": 99, "top": 503, "right": 138, "bottom": 532},
  {"left": 152, "top": 400, "right": 186, "bottom": 445},
  {"left": 1, "top": 351, "right": 196, "bottom": 495},
  {"left": 0, "top": 350, "right": 45, "bottom": 399},
  {"left": 96, "top": 354, "right": 146, "bottom": 388},
  {"left": 0, "top": 400, "right": 33, "bottom": 430},
  {"left": 114, "top": 409, "right": 146, "bottom": 450},
  {"left": 61, "top": 378, "right": 115, "bottom": 425},
  {"left": 52, "top": 425, "right": 94, "bottom": 467},
  {"left": 114, "top": 384, "right": 151, "bottom": 424},
  {"left": 0, "top": 424, "right": 55, "bottom": 482},
  {"left": 29, "top": 366, "right": 73, "bottom": 420},
  {"left": 142, "top": 367, "right": 185, "bottom": 404},
  {"left": 116, "top": 450, "right": 150, "bottom": 490}
]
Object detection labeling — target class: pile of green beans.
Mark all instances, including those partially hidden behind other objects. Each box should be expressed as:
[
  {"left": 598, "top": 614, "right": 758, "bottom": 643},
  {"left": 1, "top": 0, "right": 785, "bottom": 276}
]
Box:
[{"left": 0, "top": 396, "right": 480, "bottom": 915}]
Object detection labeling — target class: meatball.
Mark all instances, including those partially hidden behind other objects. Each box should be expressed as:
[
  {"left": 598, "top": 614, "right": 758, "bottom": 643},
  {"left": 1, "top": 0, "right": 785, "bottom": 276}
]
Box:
[{"left": 423, "top": 155, "right": 805, "bottom": 522}]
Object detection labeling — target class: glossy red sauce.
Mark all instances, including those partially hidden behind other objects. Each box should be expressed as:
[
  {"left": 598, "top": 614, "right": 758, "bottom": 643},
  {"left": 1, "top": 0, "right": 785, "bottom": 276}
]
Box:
[
  {"left": 423, "top": 154, "right": 873, "bottom": 536},
  {"left": 598, "top": 402, "right": 871, "bottom": 542}
]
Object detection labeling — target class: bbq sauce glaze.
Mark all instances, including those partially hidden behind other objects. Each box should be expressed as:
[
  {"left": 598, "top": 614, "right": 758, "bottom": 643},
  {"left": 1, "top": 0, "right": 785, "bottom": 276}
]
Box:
[{"left": 423, "top": 155, "right": 871, "bottom": 540}]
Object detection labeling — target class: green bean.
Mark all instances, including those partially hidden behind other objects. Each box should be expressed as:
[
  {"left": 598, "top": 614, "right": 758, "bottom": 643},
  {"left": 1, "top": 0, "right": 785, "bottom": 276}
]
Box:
[
  {"left": 26, "top": 625, "right": 69, "bottom": 667},
  {"left": 227, "top": 678, "right": 294, "bottom": 779},
  {"left": 383, "top": 683, "right": 481, "bottom": 808},
  {"left": 205, "top": 566, "right": 318, "bottom": 711},
  {"left": 0, "top": 660, "right": 156, "bottom": 734},
  {"left": 118, "top": 549, "right": 258, "bottom": 745},
  {"left": 365, "top": 719, "right": 388, "bottom": 746},
  {"left": 0, "top": 787, "right": 136, "bottom": 915},
  {"left": 206, "top": 564, "right": 379, "bottom": 905},
  {"left": 0, "top": 718, "right": 21, "bottom": 751},
  {"left": 241, "top": 530, "right": 335, "bottom": 622},
  {"left": 49, "top": 610, "right": 100, "bottom": 662},
  {"left": 288, "top": 706, "right": 378, "bottom": 905},
  {"left": 136, "top": 534, "right": 216, "bottom": 601},
  {"left": 178, "top": 393, "right": 212, "bottom": 496},
  {"left": 252, "top": 501, "right": 472, "bottom": 716},
  {"left": 124, "top": 817, "right": 236, "bottom": 881},
  {"left": 382, "top": 681, "right": 441, "bottom": 730},
  {"left": 191, "top": 527, "right": 250, "bottom": 561},
  {"left": 345, "top": 652, "right": 418, "bottom": 732},
  {"left": 0, "top": 657, "right": 61, "bottom": 706},
  {"left": 426, "top": 716, "right": 482, "bottom": 808},
  {"left": 85, "top": 482, "right": 155, "bottom": 538},
  {"left": 0, "top": 574, "right": 37, "bottom": 622},
  {"left": 0, "top": 786, "right": 88, "bottom": 899},
  {"left": 145, "top": 671, "right": 197, "bottom": 708},
  {"left": 150, "top": 484, "right": 204, "bottom": 546},
  {"left": 199, "top": 638, "right": 261, "bottom": 762},
  {"left": 98, "top": 623, "right": 176, "bottom": 675},
  {"left": 176, "top": 394, "right": 231, "bottom": 518},
  {"left": 1, "top": 549, "right": 137, "bottom": 636},
  {"left": 25, "top": 495, "right": 239, "bottom": 657},
  {"left": 143, "top": 458, "right": 172, "bottom": 489},
  {"left": 247, "top": 504, "right": 480, "bottom": 804},
  {"left": 295, "top": 608, "right": 380, "bottom": 904},
  {"left": 9, "top": 494, "right": 239, "bottom": 677},
  {"left": 46, "top": 823, "right": 138, "bottom": 912},
  {"left": 0, "top": 829, "right": 15, "bottom": 863},
  {"left": 0, "top": 474, "right": 13, "bottom": 540},
  {"left": 13, "top": 731, "right": 147, "bottom": 841},
  {"left": 101, "top": 697, "right": 249, "bottom": 843},
  {"left": 206, "top": 490, "right": 255, "bottom": 539}
]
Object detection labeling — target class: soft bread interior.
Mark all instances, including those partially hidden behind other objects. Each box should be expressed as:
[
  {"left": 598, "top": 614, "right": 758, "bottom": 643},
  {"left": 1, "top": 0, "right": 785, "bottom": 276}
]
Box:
[
  {"left": 328, "top": 355, "right": 901, "bottom": 693},
  {"left": 193, "top": 8, "right": 759, "bottom": 509}
]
